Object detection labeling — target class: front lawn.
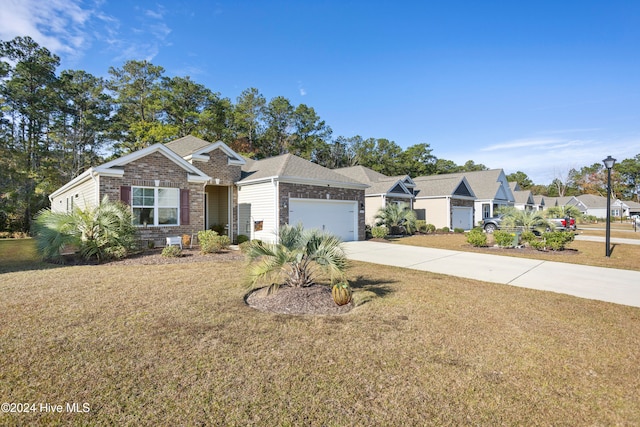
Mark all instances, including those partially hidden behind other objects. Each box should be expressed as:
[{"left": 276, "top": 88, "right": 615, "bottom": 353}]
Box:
[{"left": 1, "top": 240, "right": 639, "bottom": 425}]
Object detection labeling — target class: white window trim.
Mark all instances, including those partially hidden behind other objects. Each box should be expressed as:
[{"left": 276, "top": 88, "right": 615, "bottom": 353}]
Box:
[{"left": 132, "top": 186, "right": 180, "bottom": 227}]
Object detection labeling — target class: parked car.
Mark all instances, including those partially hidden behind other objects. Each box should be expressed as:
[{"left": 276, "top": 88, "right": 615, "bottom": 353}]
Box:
[{"left": 481, "top": 215, "right": 504, "bottom": 233}]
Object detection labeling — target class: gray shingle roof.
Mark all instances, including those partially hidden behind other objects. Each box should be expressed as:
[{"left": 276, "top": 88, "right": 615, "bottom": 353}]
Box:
[
  {"left": 412, "top": 175, "right": 470, "bottom": 197},
  {"left": 576, "top": 194, "right": 608, "bottom": 208},
  {"left": 239, "top": 154, "right": 367, "bottom": 187},
  {"left": 414, "top": 169, "right": 506, "bottom": 200},
  {"left": 164, "top": 135, "right": 212, "bottom": 157},
  {"left": 333, "top": 166, "right": 412, "bottom": 195}
]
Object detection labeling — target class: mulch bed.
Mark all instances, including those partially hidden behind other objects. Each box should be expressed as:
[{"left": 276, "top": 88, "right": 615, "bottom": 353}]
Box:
[
  {"left": 61, "top": 247, "right": 245, "bottom": 266},
  {"left": 245, "top": 284, "right": 353, "bottom": 316}
]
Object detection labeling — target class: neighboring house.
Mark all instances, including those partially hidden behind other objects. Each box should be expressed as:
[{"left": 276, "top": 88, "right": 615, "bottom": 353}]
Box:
[
  {"left": 533, "top": 195, "right": 546, "bottom": 211},
  {"left": 50, "top": 136, "right": 367, "bottom": 245},
  {"left": 411, "top": 175, "right": 476, "bottom": 230},
  {"left": 509, "top": 182, "right": 536, "bottom": 211},
  {"left": 626, "top": 200, "right": 640, "bottom": 217},
  {"left": 333, "top": 166, "right": 415, "bottom": 226},
  {"left": 543, "top": 196, "right": 587, "bottom": 214},
  {"left": 237, "top": 154, "right": 367, "bottom": 243},
  {"left": 414, "top": 169, "right": 513, "bottom": 226},
  {"left": 575, "top": 194, "right": 638, "bottom": 220}
]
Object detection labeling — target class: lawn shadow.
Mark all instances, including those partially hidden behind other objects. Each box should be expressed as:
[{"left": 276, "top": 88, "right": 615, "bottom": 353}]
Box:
[{"left": 349, "top": 275, "right": 397, "bottom": 306}]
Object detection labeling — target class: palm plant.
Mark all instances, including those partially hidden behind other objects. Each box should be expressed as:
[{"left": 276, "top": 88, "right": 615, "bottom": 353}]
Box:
[
  {"left": 374, "top": 203, "right": 417, "bottom": 235},
  {"left": 33, "top": 196, "right": 137, "bottom": 263},
  {"left": 245, "top": 223, "right": 348, "bottom": 293},
  {"left": 500, "top": 207, "right": 550, "bottom": 233}
]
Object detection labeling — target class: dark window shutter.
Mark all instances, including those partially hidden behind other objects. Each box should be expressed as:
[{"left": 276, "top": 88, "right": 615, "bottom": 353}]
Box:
[
  {"left": 180, "top": 189, "right": 190, "bottom": 225},
  {"left": 120, "top": 186, "right": 131, "bottom": 205}
]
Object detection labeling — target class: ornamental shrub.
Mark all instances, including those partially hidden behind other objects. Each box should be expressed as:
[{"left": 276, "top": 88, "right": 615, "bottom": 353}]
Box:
[
  {"left": 415, "top": 220, "right": 427, "bottom": 233},
  {"left": 466, "top": 228, "right": 487, "bottom": 247},
  {"left": 371, "top": 226, "right": 389, "bottom": 239},
  {"left": 198, "top": 230, "right": 230, "bottom": 253},
  {"left": 237, "top": 234, "right": 249, "bottom": 244},
  {"left": 494, "top": 230, "right": 516, "bottom": 247},
  {"left": 532, "top": 231, "right": 575, "bottom": 251},
  {"left": 453, "top": 227, "right": 464, "bottom": 233},
  {"left": 520, "top": 230, "right": 537, "bottom": 245},
  {"left": 162, "top": 245, "right": 183, "bottom": 257},
  {"left": 425, "top": 223, "right": 436, "bottom": 233}
]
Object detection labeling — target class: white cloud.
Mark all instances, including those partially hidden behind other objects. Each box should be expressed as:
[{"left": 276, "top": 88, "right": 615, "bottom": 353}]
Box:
[
  {"left": 0, "top": 0, "right": 92, "bottom": 57},
  {"left": 442, "top": 134, "right": 640, "bottom": 185}
]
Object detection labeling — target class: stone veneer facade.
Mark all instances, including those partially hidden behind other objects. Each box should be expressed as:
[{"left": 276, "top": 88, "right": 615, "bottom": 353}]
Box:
[{"left": 278, "top": 182, "right": 366, "bottom": 241}]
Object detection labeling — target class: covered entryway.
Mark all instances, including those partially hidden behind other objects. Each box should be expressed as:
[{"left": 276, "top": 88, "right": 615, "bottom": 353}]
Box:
[
  {"left": 289, "top": 198, "right": 358, "bottom": 241},
  {"left": 452, "top": 206, "right": 473, "bottom": 230},
  {"left": 204, "top": 185, "right": 232, "bottom": 237}
]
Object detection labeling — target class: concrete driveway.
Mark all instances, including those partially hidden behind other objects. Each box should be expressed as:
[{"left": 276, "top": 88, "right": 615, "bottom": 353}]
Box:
[{"left": 343, "top": 241, "right": 640, "bottom": 308}]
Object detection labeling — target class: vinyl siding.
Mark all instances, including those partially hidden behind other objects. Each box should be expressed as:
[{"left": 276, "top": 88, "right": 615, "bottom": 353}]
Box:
[
  {"left": 50, "top": 175, "right": 97, "bottom": 213},
  {"left": 237, "top": 181, "right": 278, "bottom": 243}
]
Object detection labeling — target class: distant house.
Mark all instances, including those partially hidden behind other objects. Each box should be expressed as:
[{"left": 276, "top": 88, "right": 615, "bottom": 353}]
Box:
[
  {"left": 533, "top": 195, "right": 546, "bottom": 211},
  {"left": 543, "top": 196, "right": 587, "bottom": 214},
  {"left": 411, "top": 175, "right": 476, "bottom": 230},
  {"left": 50, "top": 136, "right": 367, "bottom": 245},
  {"left": 509, "top": 182, "right": 536, "bottom": 211},
  {"left": 333, "top": 166, "right": 416, "bottom": 226},
  {"left": 575, "top": 194, "right": 634, "bottom": 220},
  {"left": 414, "top": 169, "right": 513, "bottom": 226}
]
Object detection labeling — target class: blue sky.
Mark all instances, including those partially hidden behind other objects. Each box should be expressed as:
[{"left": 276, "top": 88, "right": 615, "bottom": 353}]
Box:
[{"left": 1, "top": 0, "right": 639, "bottom": 184}]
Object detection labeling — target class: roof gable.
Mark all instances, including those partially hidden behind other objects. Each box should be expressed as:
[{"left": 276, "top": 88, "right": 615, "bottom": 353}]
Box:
[
  {"left": 413, "top": 175, "right": 476, "bottom": 198},
  {"left": 96, "top": 143, "right": 210, "bottom": 181}
]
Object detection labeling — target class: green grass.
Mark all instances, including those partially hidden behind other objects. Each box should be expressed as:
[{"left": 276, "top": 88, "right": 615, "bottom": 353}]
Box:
[{"left": 1, "top": 239, "right": 639, "bottom": 425}]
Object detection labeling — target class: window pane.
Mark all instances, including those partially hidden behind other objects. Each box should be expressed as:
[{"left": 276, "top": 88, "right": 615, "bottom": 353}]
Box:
[
  {"left": 158, "top": 188, "right": 179, "bottom": 207},
  {"left": 158, "top": 208, "right": 178, "bottom": 225},
  {"left": 133, "top": 188, "right": 155, "bottom": 206},
  {"left": 133, "top": 208, "right": 154, "bottom": 226}
]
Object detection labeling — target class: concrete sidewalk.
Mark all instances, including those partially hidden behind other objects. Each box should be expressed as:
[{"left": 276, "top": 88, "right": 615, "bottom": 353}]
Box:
[{"left": 343, "top": 241, "right": 640, "bottom": 308}]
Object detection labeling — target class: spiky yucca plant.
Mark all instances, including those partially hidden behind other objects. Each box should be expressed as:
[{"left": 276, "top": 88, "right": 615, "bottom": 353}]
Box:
[{"left": 245, "top": 224, "right": 348, "bottom": 294}]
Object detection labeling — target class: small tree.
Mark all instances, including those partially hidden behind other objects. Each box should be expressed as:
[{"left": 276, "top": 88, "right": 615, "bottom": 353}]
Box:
[
  {"left": 374, "top": 203, "right": 417, "bottom": 235},
  {"left": 245, "top": 224, "right": 348, "bottom": 293}
]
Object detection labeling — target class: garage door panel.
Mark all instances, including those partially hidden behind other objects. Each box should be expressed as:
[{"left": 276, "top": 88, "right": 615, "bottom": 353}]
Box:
[
  {"left": 452, "top": 207, "right": 473, "bottom": 230},
  {"left": 289, "top": 199, "right": 357, "bottom": 241}
]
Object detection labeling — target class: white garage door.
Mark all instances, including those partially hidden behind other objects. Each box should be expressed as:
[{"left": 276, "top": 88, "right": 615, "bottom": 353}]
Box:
[
  {"left": 452, "top": 207, "right": 473, "bottom": 230},
  {"left": 289, "top": 199, "right": 358, "bottom": 242}
]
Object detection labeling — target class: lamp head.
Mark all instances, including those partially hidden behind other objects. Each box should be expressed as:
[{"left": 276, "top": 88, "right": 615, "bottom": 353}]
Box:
[{"left": 603, "top": 155, "right": 616, "bottom": 170}]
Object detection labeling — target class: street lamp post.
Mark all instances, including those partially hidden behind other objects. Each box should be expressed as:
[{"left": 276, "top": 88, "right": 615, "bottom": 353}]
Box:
[{"left": 603, "top": 155, "right": 616, "bottom": 257}]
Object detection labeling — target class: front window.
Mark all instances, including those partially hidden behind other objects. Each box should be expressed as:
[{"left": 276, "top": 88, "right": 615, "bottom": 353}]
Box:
[
  {"left": 132, "top": 187, "right": 179, "bottom": 226},
  {"left": 482, "top": 204, "right": 490, "bottom": 218}
]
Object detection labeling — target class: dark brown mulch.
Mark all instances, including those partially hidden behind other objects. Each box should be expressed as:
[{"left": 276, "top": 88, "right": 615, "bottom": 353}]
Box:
[
  {"left": 61, "top": 247, "right": 245, "bottom": 266},
  {"left": 105, "top": 248, "right": 245, "bottom": 265},
  {"left": 245, "top": 284, "right": 353, "bottom": 316}
]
